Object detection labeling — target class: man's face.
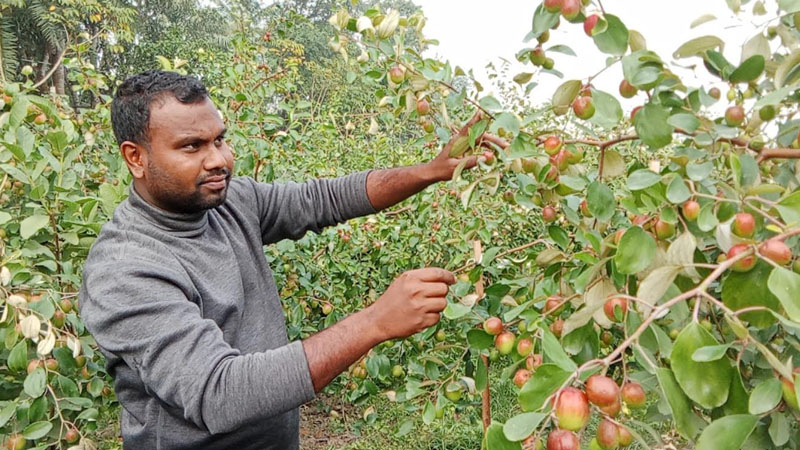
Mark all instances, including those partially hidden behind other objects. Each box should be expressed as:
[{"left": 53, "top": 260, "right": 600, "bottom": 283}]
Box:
[{"left": 138, "top": 96, "right": 234, "bottom": 214}]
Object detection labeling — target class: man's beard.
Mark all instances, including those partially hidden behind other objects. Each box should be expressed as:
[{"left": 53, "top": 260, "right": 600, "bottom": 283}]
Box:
[{"left": 146, "top": 160, "right": 231, "bottom": 214}]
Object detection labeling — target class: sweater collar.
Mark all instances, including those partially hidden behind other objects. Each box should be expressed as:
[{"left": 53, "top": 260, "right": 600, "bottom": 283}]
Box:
[{"left": 126, "top": 184, "right": 209, "bottom": 236}]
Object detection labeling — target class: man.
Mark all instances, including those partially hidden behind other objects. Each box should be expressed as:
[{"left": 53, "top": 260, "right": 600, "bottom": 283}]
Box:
[{"left": 79, "top": 70, "right": 504, "bottom": 449}]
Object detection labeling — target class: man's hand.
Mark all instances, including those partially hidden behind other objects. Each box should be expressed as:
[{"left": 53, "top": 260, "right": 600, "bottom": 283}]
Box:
[
  {"left": 302, "top": 268, "right": 455, "bottom": 391},
  {"left": 426, "top": 111, "right": 510, "bottom": 182},
  {"left": 367, "top": 268, "right": 456, "bottom": 341}
]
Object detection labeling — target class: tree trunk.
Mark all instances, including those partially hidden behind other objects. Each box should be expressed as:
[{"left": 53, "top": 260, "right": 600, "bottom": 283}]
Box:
[
  {"left": 36, "top": 41, "right": 52, "bottom": 93},
  {"left": 53, "top": 62, "right": 65, "bottom": 95}
]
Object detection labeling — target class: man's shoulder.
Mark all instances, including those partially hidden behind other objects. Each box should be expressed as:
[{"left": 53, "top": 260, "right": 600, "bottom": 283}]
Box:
[
  {"left": 86, "top": 205, "right": 176, "bottom": 270},
  {"left": 224, "top": 176, "right": 261, "bottom": 207}
]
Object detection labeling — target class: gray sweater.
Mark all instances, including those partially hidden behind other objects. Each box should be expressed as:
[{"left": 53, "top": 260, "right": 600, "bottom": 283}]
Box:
[{"left": 78, "top": 172, "right": 375, "bottom": 449}]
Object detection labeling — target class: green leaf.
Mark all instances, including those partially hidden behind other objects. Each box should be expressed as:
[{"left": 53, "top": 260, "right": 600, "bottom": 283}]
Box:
[
  {"left": 532, "top": 4, "right": 560, "bottom": 37},
  {"left": 729, "top": 55, "right": 765, "bottom": 83},
  {"left": 547, "top": 45, "right": 576, "bottom": 56},
  {"left": 667, "top": 113, "right": 700, "bottom": 132},
  {"left": 503, "top": 412, "right": 546, "bottom": 442},
  {"left": 775, "top": 49, "right": 800, "bottom": 88},
  {"left": 615, "top": 226, "right": 657, "bottom": 275},
  {"left": 696, "top": 415, "right": 758, "bottom": 450},
  {"left": 548, "top": 226, "right": 570, "bottom": 249},
  {"left": 519, "top": 364, "right": 570, "bottom": 411},
  {"left": 9, "top": 97, "right": 30, "bottom": 128},
  {"left": 551, "top": 80, "right": 582, "bottom": 116},
  {"left": 691, "top": 343, "right": 731, "bottom": 362},
  {"left": 592, "top": 14, "right": 629, "bottom": 56},
  {"left": 697, "top": 202, "right": 719, "bottom": 232},
  {"left": 671, "top": 322, "right": 733, "bottom": 408},
  {"left": 722, "top": 262, "right": 780, "bottom": 328},
  {"left": 475, "top": 357, "right": 488, "bottom": 391},
  {"left": 673, "top": 35, "right": 725, "bottom": 59},
  {"left": 748, "top": 378, "right": 782, "bottom": 414},
  {"left": 0, "top": 402, "right": 16, "bottom": 428},
  {"left": 634, "top": 103, "right": 674, "bottom": 149},
  {"left": 23, "top": 368, "right": 46, "bottom": 398},
  {"left": 513, "top": 73, "right": 533, "bottom": 85},
  {"left": 723, "top": 369, "right": 750, "bottom": 415},
  {"left": 467, "top": 329, "right": 494, "bottom": 350},
  {"left": 627, "top": 169, "right": 661, "bottom": 190},
  {"left": 542, "top": 330, "right": 576, "bottom": 371},
  {"left": 88, "top": 377, "right": 104, "bottom": 397},
  {"left": 691, "top": 14, "right": 717, "bottom": 28},
  {"left": 422, "top": 400, "right": 436, "bottom": 425},
  {"left": 588, "top": 89, "right": 623, "bottom": 129},
  {"left": 443, "top": 302, "right": 471, "bottom": 320},
  {"left": 754, "top": 84, "right": 799, "bottom": 108},
  {"left": 637, "top": 266, "right": 681, "bottom": 308},
  {"left": 395, "top": 419, "right": 414, "bottom": 436},
  {"left": 20, "top": 214, "right": 49, "bottom": 240},
  {"left": 587, "top": 182, "right": 615, "bottom": 221},
  {"left": 776, "top": 190, "right": 800, "bottom": 226},
  {"left": 602, "top": 149, "right": 626, "bottom": 178},
  {"left": 628, "top": 29, "right": 647, "bottom": 52},
  {"left": 563, "top": 279, "right": 615, "bottom": 336},
  {"left": 656, "top": 368, "right": 701, "bottom": 440},
  {"left": 767, "top": 267, "right": 800, "bottom": 322},
  {"left": 486, "top": 422, "right": 522, "bottom": 450},
  {"left": 479, "top": 96, "right": 504, "bottom": 113},
  {"left": 491, "top": 113, "right": 521, "bottom": 136},
  {"left": 0, "top": 211, "right": 10, "bottom": 225},
  {"left": 22, "top": 421, "right": 52, "bottom": 440},
  {"left": 780, "top": 0, "right": 800, "bottom": 13},
  {"left": 8, "top": 341, "right": 28, "bottom": 372},
  {"left": 666, "top": 176, "right": 691, "bottom": 204},
  {"left": 769, "top": 412, "right": 790, "bottom": 446},
  {"left": 16, "top": 126, "right": 34, "bottom": 155}
]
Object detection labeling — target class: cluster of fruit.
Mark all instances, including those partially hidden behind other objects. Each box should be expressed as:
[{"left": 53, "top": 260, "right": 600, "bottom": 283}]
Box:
[
  {"left": 524, "top": 374, "right": 645, "bottom": 450},
  {"left": 386, "top": 64, "right": 437, "bottom": 134}
]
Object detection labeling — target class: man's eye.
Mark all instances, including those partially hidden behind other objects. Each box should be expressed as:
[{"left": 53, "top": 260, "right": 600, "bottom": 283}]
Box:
[
  {"left": 214, "top": 137, "right": 224, "bottom": 146},
  {"left": 184, "top": 143, "right": 200, "bottom": 151}
]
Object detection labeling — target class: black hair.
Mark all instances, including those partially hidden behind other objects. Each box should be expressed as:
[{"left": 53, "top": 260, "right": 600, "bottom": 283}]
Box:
[{"left": 110, "top": 70, "right": 209, "bottom": 146}]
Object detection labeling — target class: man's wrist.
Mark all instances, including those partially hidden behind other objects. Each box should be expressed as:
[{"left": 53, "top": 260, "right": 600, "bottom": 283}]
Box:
[
  {"left": 354, "top": 307, "right": 390, "bottom": 346},
  {"left": 418, "top": 161, "right": 448, "bottom": 184}
]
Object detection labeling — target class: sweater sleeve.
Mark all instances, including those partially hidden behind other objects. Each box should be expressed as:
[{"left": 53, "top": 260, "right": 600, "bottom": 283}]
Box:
[
  {"left": 79, "top": 255, "right": 315, "bottom": 434},
  {"left": 245, "top": 171, "right": 377, "bottom": 245}
]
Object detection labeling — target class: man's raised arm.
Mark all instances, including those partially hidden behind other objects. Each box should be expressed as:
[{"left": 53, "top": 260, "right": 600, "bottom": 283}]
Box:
[
  {"left": 251, "top": 113, "right": 507, "bottom": 245},
  {"left": 365, "top": 113, "right": 508, "bottom": 211}
]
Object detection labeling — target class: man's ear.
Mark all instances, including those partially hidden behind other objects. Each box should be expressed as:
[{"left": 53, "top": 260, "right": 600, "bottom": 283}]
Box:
[{"left": 121, "top": 141, "right": 147, "bottom": 179}]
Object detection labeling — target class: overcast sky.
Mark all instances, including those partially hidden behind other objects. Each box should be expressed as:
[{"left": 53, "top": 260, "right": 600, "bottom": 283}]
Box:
[{"left": 412, "top": 0, "right": 776, "bottom": 110}]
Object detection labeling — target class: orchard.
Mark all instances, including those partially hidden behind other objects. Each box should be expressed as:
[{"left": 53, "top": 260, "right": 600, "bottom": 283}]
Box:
[
  {"left": 4, "top": 0, "right": 800, "bottom": 449},
  {"left": 328, "top": 0, "right": 800, "bottom": 448}
]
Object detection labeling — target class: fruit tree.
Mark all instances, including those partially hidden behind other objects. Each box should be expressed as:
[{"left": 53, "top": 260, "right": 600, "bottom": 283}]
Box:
[{"left": 329, "top": 1, "right": 800, "bottom": 448}]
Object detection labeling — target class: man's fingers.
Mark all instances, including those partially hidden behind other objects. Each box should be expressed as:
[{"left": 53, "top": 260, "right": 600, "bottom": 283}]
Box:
[
  {"left": 478, "top": 133, "right": 509, "bottom": 149},
  {"left": 462, "top": 155, "right": 478, "bottom": 169},
  {"left": 423, "top": 297, "right": 447, "bottom": 313},
  {"left": 461, "top": 110, "right": 484, "bottom": 132},
  {"left": 421, "top": 282, "right": 450, "bottom": 298},
  {"left": 413, "top": 267, "right": 456, "bottom": 284},
  {"left": 424, "top": 312, "right": 442, "bottom": 328}
]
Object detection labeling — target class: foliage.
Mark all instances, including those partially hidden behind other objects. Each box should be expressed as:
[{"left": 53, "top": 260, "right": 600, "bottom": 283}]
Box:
[
  {"left": 8, "top": 0, "right": 800, "bottom": 449},
  {"left": 329, "top": 1, "right": 800, "bottom": 448}
]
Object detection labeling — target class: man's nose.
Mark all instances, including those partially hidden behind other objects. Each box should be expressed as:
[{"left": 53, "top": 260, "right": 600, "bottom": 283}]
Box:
[{"left": 204, "top": 143, "right": 228, "bottom": 170}]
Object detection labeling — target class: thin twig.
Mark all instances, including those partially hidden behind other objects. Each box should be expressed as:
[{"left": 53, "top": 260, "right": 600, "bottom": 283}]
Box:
[{"left": 453, "top": 239, "right": 548, "bottom": 273}]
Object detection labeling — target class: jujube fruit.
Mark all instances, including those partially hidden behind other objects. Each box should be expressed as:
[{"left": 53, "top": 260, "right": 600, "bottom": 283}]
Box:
[
  {"left": 621, "top": 382, "right": 646, "bottom": 409},
  {"left": 585, "top": 374, "right": 620, "bottom": 407},
  {"left": 728, "top": 243, "right": 756, "bottom": 272},
  {"left": 603, "top": 297, "right": 627, "bottom": 322},
  {"left": 553, "top": 387, "right": 590, "bottom": 431}
]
